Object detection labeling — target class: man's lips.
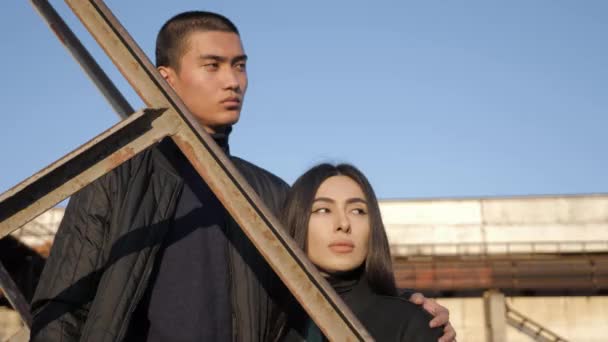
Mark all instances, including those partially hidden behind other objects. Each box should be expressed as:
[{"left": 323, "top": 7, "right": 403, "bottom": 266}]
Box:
[
  {"left": 328, "top": 241, "right": 355, "bottom": 253},
  {"left": 221, "top": 97, "right": 241, "bottom": 108}
]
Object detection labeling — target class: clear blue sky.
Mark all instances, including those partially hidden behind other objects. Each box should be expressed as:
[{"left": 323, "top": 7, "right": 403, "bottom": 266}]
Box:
[{"left": 1, "top": 1, "right": 607, "bottom": 200}]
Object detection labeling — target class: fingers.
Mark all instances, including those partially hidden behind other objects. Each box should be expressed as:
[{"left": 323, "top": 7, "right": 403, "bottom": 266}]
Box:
[
  {"left": 409, "top": 292, "right": 426, "bottom": 305},
  {"left": 429, "top": 307, "right": 448, "bottom": 327},
  {"left": 409, "top": 292, "right": 455, "bottom": 341},
  {"left": 437, "top": 322, "right": 456, "bottom": 342}
]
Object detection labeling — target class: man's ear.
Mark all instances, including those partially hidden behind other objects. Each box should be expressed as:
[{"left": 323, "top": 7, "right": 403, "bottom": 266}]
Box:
[{"left": 158, "top": 66, "right": 176, "bottom": 89}]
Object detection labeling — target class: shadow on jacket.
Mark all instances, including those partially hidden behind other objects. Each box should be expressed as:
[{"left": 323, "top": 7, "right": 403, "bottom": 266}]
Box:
[{"left": 30, "top": 138, "right": 289, "bottom": 342}]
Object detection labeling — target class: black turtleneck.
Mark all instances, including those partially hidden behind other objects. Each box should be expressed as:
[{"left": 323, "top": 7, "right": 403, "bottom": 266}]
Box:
[
  {"left": 283, "top": 269, "right": 443, "bottom": 342},
  {"left": 325, "top": 268, "right": 362, "bottom": 294},
  {"left": 126, "top": 131, "right": 233, "bottom": 341}
]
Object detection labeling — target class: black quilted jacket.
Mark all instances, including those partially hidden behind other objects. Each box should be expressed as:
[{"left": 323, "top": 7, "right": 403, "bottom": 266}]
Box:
[{"left": 30, "top": 138, "right": 289, "bottom": 342}]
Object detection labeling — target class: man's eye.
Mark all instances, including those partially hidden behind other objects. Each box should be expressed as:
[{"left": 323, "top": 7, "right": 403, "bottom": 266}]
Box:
[
  {"left": 235, "top": 63, "right": 246, "bottom": 71},
  {"left": 204, "top": 63, "right": 219, "bottom": 70}
]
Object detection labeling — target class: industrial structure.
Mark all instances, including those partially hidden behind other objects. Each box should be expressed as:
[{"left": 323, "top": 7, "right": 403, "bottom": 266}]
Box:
[
  {"left": 2, "top": 195, "right": 606, "bottom": 341},
  {"left": 385, "top": 194, "right": 608, "bottom": 341},
  {"left": 1, "top": 1, "right": 605, "bottom": 341}
]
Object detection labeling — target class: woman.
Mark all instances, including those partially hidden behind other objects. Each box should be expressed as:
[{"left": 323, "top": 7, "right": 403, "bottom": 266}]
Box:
[{"left": 278, "top": 163, "right": 442, "bottom": 341}]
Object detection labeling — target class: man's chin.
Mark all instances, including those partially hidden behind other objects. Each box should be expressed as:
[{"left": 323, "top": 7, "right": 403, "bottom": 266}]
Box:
[
  {"left": 194, "top": 112, "right": 239, "bottom": 133},
  {"left": 214, "top": 115, "right": 239, "bottom": 130},
  {"left": 206, "top": 122, "right": 240, "bottom": 134},
  {"left": 208, "top": 124, "right": 233, "bottom": 134}
]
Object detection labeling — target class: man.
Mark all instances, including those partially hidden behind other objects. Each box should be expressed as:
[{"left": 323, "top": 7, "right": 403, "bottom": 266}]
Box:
[{"left": 31, "top": 11, "right": 455, "bottom": 341}]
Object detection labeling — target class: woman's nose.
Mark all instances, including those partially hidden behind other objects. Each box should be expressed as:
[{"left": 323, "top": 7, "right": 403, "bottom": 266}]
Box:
[{"left": 335, "top": 212, "right": 351, "bottom": 233}]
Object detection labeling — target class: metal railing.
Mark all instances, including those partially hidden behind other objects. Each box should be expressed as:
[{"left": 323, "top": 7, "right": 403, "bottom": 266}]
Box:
[{"left": 506, "top": 304, "right": 569, "bottom": 342}]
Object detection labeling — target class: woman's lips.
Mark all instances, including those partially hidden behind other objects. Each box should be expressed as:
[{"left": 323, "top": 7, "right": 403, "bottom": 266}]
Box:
[{"left": 328, "top": 241, "right": 355, "bottom": 253}]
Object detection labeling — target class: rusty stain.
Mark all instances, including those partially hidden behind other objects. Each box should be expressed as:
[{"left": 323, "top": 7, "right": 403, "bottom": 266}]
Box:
[
  {"left": 394, "top": 256, "right": 608, "bottom": 291},
  {"left": 262, "top": 229, "right": 274, "bottom": 241},
  {"left": 49, "top": 23, "right": 67, "bottom": 45},
  {"left": 106, "top": 146, "right": 135, "bottom": 172}
]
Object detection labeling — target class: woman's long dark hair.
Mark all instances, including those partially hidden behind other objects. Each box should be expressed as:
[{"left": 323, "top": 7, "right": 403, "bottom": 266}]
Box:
[
  {"left": 282, "top": 163, "right": 397, "bottom": 296},
  {"left": 269, "top": 163, "right": 398, "bottom": 340}
]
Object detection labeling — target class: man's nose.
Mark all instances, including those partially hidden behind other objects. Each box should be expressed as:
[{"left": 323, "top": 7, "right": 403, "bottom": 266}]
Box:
[{"left": 221, "top": 68, "right": 240, "bottom": 91}]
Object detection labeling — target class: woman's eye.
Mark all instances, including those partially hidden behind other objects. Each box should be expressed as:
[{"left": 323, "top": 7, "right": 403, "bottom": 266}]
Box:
[
  {"left": 351, "top": 208, "right": 367, "bottom": 215},
  {"left": 313, "top": 208, "right": 329, "bottom": 214}
]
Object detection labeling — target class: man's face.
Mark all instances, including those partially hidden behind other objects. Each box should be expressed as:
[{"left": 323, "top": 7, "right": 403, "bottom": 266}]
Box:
[{"left": 159, "top": 31, "right": 248, "bottom": 133}]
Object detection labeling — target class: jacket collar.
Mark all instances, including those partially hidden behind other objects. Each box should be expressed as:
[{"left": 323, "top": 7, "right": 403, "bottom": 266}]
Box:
[
  {"left": 153, "top": 126, "right": 232, "bottom": 179},
  {"left": 211, "top": 125, "right": 231, "bottom": 155}
]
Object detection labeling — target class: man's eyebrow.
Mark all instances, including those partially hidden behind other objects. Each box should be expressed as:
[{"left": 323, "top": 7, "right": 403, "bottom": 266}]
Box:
[
  {"left": 197, "top": 54, "right": 226, "bottom": 62},
  {"left": 197, "top": 54, "right": 248, "bottom": 63},
  {"left": 232, "top": 55, "right": 248, "bottom": 63}
]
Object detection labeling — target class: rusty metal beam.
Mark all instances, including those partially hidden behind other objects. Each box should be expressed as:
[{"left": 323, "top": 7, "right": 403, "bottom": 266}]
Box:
[
  {"left": 0, "top": 260, "right": 32, "bottom": 328},
  {"left": 0, "top": 108, "right": 171, "bottom": 238},
  {"left": 394, "top": 254, "right": 608, "bottom": 293},
  {"left": 62, "top": 0, "right": 371, "bottom": 339},
  {"left": 30, "top": 0, "right": 133, "bottom": 118}
]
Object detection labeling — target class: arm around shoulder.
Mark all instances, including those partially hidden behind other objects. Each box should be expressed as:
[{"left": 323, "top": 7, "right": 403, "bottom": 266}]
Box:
[{"left": 400, "top": 305, "right": 443, "bottom": 342}]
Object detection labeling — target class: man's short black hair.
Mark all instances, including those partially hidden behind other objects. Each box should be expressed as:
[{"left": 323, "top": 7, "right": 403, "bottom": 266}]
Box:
[{"left": 155, "top": 11, "right": 240, "bottom": 69}]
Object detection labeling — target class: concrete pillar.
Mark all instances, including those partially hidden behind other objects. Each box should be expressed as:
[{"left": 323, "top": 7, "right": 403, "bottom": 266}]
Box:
[{"left": 484, "top": 290, "right": 506, "bottom": 342}]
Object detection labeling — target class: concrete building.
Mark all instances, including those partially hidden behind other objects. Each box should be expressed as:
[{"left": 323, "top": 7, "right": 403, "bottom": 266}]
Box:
[
  {"left": 382, "top": 194, "right": 608, "bottom": 341},
  {"left": 2, "top": 195, "right": 607, "bottom": 341}
]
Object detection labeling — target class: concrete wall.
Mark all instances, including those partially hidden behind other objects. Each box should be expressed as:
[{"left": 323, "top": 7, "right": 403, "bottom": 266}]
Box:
[
  {"left": 13, "top": 194, "right": 608, "bottom": 253},
  {"left": 10, "top": 207, "right": 62, "bottom": 251},
  {"left": 440, "top": 296, "right": 607, "bottom": 341},
  {"left": 379, "top": 195, "right": 608, "bottom": 255}
]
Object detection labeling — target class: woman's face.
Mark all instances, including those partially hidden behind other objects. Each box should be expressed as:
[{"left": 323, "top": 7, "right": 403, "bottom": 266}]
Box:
[{"left": 306, "top": 175, "right": 371, "bottom": 274}]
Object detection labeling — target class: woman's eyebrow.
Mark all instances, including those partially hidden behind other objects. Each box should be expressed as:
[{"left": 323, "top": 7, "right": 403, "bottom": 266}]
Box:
[
  {"left": 346, "top": 198, "right": 367, "bottom": 205},
  {"left": 312, "top": 197, "right": 367, "bottom": 205}
]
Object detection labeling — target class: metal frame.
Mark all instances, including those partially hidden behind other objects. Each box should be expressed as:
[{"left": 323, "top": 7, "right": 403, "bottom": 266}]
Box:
[
  {"left": 0, "top": 260, "right": 32, "bottom": 328},
  {"left": 0, "top": 108, "right": 170, "bottom": 235},
  {"left": 0, "top": 0, "right": 372, "bottom": 340},
  {"left": 30, "top": 0, "right": 133, "bottom": 118}
]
